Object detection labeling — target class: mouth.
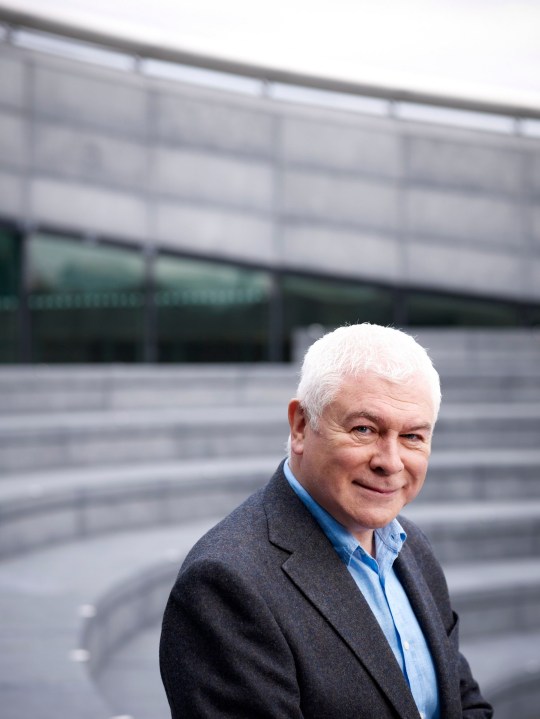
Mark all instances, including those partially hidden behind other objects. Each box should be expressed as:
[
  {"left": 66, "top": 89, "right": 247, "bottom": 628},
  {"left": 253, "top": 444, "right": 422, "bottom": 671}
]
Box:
[{"left": 353, "top": 481, "right": 399, "bottom": 496}]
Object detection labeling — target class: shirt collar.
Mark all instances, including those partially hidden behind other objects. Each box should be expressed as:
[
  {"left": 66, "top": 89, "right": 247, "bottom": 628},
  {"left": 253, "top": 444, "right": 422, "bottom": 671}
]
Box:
[{"left": 284, "top": 460, "right": 407, "bottom": 568}]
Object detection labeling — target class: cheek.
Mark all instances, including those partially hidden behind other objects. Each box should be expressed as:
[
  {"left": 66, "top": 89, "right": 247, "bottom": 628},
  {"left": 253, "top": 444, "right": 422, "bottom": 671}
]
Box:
[
  {"left": 336, "top": 443, "right": 371, "bottom": 463},
  {"left": 408, "top": 457, "right": 429, "bottom": 488}
]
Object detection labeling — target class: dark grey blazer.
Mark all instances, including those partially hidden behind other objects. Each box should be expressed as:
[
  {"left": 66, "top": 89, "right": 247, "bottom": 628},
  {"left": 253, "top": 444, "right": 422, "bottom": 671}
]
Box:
[{"left": 160, "top": 462, "right": 492, "bottom": 718}]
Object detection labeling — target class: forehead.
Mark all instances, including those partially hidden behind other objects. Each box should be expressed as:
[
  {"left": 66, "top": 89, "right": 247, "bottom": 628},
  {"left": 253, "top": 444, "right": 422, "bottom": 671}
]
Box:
[{"left": 331, "top": 372, "right": 435, "bottom": 421}]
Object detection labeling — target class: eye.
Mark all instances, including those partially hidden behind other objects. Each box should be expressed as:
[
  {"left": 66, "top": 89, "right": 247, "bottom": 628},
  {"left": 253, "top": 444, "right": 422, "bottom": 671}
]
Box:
[
  {"left": 353, "top": 425, "right": 373, "bottom": 435},
  {"left": 401, "top": 433, "right": 423, "bottom": 443}
]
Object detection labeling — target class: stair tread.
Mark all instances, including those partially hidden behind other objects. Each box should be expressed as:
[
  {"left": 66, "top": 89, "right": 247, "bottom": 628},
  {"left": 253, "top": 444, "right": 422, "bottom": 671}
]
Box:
[
  {"left": 429, "top": 447, "right": 540, "bottom": 466},
  {"left": 0, "top": 520, "right": 218, "bottom": 599},
  {"left": 404, "top": 498, "right": 540, "bottom": 524},
  {"left": 445, "top": 556, "right": 540, "bottom": 593},
  {"left": 462, "top": 628, "right": 540, "bottom": 693},
  {"left": 0, "top": 455, "right": 282, "bottom": 503},
  {"left": 2, "top": 400, "right": 540, "bottom": 432},
  {"left": 0, "top": 404, "right": 287, "bottom": 432}
]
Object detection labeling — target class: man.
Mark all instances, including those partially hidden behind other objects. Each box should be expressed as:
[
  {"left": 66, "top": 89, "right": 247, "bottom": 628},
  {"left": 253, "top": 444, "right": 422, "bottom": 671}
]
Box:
[{"left": 160, "top": 323, "right": 492, "bottom": 718}]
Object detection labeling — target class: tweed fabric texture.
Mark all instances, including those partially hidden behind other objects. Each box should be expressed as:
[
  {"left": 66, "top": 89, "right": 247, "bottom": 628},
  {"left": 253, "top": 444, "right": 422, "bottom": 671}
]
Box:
[{"left": 160, "top": 462, "right": 492, "bottom": 718}]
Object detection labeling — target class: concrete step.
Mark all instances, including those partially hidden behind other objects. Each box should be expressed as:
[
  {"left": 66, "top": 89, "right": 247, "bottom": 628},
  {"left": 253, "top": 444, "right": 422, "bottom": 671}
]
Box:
[
  {"left": 403, "top": 499, "right": 540, "bottom": 564},
  {"left": 2, "top": 401, "right": 539, "bottom": 474},
  {"left": 99, "top": 623, "right": 540, "bottom": 719},
  {"left": 446, "top": 557, "right": 540, "bottom": 639},
  {"left": 7, "top": 447, "right": 537, "bottom": 502},
  {"left": 79, "top": 544, "right": 540, "bottom": 712},
  {"left": 432, "top": 402, "right": 540, "bottom": 449},
  {"left": 461, "top": 631, "right": 540, "bottom": 719},
  {"left": 0, "top": 405, "right": 290, "bottom": 473},
  {"left": 0, "top": 456, "right": 280, "bottom": 558},
  {"left": 1, "top": 522, "right": 538, "bottom": 719},
  {"left": 439, "top": 373, "right": 540, "bottom": 402},
  {"left": 1, "top": 453, "right": 538, "bottom": 562},
  {"left": 0, "top": 521, "right": 218, "bottom": 719},
  {"left": 424, "top": 448, "right": 540, "bottom": 501},
  {"left": 292, "top": 328, "right": 540, "bottom": 369},
  {"left": 413, "top": 329, "right": 540, "bottom": 353},
  {"left": 2, "top": 362, "right": 540, "bottom": 416},
  {"left": 0, "top": 364, "right": 298, "bottom": 415},
  {"left": 96, "top": 624, "right": 171, "bottom": 719}
]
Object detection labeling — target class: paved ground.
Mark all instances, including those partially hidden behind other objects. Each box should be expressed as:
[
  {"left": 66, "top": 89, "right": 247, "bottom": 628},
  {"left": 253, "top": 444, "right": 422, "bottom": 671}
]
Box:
[
  {"left": 2, "top": 517, "right": 540, "bottom": 718},
  {"left": 0, "top": 521, "right": 219, "bottom": 719},
  {"left": 98, "top": 626, "right": 169, "bottom": 719}
]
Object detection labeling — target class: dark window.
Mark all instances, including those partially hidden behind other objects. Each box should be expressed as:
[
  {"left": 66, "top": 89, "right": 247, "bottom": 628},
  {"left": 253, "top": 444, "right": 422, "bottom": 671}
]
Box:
[
  {"left": 154, "top": 254, "right": 272, "bottom": 362},
  {"left": 406, "top": 291, "right": 521, "bottom": 327},
  {"left": 280, "top": 274, "right": 394, "bottom": 358},
  {"left": 27, "top": 233, "right": 146, "bottom": 362},
  {"left": 0, "top": 227, "right": 21, "bottom": 363},
  {"left": 4, "top": 229, "right": 539, "bottom": 364}
]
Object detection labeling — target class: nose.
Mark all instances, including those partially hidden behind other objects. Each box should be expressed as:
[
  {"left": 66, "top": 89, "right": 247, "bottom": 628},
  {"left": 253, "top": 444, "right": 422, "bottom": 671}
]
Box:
[{"left": 369, "top": 436, "right": 405, "bottom": 476}]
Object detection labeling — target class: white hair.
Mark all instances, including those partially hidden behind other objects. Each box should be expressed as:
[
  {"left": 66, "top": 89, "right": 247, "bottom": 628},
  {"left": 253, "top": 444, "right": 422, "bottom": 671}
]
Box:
[{"left": 295, "top": 323, "right": 441, "bottom": 429}]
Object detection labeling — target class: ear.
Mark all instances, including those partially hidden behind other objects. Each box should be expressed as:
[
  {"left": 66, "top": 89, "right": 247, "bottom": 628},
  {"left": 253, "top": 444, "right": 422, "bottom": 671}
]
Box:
[{"left": 288, "top": 399, "right": 307, "bottom": 456}]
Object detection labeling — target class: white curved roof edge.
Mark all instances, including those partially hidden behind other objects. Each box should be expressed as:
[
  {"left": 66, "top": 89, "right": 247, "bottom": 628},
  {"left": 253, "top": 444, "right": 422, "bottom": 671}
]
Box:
[{"left": 1, "top": 3, "right": 540, "bottom": 124}]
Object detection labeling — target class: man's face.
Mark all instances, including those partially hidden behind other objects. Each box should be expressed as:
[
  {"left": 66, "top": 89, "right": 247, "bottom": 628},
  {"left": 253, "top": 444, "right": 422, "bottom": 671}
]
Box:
[{"left": 288, "top": 372, "right": 434, "bottom": 551}]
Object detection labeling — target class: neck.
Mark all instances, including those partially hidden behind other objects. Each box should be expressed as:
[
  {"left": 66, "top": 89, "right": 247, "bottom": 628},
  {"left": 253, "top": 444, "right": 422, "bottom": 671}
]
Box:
[{"left": 356, "top": 530, "right": 376, "bottom": 558}]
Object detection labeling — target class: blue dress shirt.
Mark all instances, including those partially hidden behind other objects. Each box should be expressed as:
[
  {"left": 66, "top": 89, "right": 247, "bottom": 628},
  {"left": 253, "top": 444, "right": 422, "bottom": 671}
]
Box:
[{"left": 284, "top": 461, "right": 440, "bottom": 719}]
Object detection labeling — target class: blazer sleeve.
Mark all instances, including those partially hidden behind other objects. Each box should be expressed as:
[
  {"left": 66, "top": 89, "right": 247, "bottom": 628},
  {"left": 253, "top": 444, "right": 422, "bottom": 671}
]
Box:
[{"left": 160, "top": 558, "right": 304, "bottom": 719}]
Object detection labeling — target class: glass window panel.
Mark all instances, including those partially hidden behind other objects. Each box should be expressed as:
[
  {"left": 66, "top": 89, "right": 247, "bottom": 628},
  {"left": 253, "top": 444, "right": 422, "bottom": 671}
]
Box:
[
  {"left": 154, "top": 254, "right": 272, "bottom": 362},
  {"left": 524, "top": 304, "right": 540, "bottom": 327},
  {"left": 406, "top": 292, "right": 521, "bottom": 327},
  {"left": 281, "top": 274, "right": 394, "bottom": 358},
  {"left": 28, "top": 233, "right": 146, "bottom": 362},
  {"left": 0, "top": 227, "right": 21, "bottom": 362}
]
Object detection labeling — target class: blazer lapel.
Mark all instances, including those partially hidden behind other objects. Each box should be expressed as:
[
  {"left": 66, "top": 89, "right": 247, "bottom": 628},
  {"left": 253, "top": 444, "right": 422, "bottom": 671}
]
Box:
[
  {"left": 263, "top": 468, "right": 421, "bottom": 719},
  {"left": 395, "top": 543, "right": 461, "bottom": 719}
]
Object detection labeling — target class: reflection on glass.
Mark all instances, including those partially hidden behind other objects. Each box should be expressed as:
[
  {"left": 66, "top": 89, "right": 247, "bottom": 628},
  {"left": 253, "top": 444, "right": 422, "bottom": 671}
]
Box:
[
  {"left": 28, "top": 233, "right": 146, "bottom": 362},
  {"left": 528, "top": 305, "right": 540, "bottom": 327},
  {"left": 281, "top": 273, "right": 394, "bottom": 358},
  {"left": 407, "top": 292, "right": 520, "bottom": 327},
  {"left": 3, "top": 230, "right": 539, "bottom": 365},
  {"left": 0, "top": 227, "right": 21, "bottom": 362},
  {"left": 155, "top": 254, "right": 271, "bottom": 362}
]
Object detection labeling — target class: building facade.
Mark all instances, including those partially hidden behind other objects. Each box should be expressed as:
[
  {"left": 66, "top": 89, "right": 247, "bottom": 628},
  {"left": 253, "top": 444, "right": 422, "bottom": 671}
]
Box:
[{"left": 1, "top": 19, "right": 540, "bottom": 363}]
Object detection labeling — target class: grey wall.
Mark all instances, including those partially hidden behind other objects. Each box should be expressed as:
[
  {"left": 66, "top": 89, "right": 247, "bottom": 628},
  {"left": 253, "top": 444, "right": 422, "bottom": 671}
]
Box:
[{"left": 1, "top": 40, "right": 540, "bottom": 301}]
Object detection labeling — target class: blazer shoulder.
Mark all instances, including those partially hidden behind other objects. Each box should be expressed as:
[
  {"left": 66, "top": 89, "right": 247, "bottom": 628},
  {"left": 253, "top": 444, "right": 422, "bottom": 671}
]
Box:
[
  {"left": 183, "top": 485, "right": 268, "bottom": 564},
  {"left": 178, "top": 462, "right": 308, "bottom": 581}
]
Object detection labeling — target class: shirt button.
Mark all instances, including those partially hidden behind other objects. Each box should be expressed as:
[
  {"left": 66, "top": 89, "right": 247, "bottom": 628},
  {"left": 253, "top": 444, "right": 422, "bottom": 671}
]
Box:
[{"left": 403, "top": 640, "right": 410, "bottom": 651}]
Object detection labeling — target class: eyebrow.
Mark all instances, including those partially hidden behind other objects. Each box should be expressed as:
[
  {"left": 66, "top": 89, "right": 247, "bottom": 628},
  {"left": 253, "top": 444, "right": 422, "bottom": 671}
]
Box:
[
  {"left": 345, "top": 411, "right": 433, "bottom": 433},
  {"left": 345, "top": 411, "right": 382, "bottom": 425}
]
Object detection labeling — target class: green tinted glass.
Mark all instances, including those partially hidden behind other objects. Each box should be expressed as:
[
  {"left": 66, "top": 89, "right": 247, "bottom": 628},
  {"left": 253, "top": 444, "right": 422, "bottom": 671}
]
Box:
[
  {"left": 0, "top": 227, "right": 21, "bottom": 362},
  {"left": 280, "top": 274, "right": 394, "bottom": 359},
  {"left": 407, "top": 292, "right": 520, "bottom": 327},
  {"left": 28, "top": 233, "right": 146, "bottom": 362},
  {"left": 281, "top": 274, "right": 393, "bottom": 352},
  {"left": 154, "top": 254, "right": 272, "bottom": 361}
]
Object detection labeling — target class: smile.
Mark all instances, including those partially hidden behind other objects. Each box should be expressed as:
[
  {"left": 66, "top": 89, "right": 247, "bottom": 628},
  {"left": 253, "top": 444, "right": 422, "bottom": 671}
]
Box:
[{"left": 353, "top": 481, "right": 399, "bottom": 496}]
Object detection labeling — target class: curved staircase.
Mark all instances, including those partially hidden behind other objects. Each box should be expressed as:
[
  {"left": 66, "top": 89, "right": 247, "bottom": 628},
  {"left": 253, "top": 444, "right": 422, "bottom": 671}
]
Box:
[{"left": 1, "top": 330, "right": 539, "bottom": 719}]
